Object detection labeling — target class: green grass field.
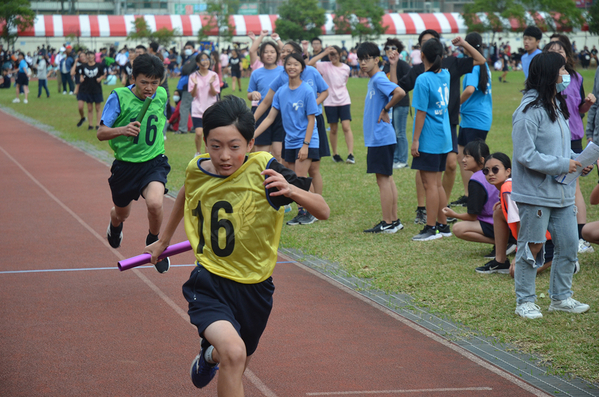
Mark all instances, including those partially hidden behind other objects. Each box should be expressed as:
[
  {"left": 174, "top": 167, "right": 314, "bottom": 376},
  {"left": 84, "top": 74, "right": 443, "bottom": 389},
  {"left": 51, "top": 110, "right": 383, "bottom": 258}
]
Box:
[{"left": 2, "top": 69, "right": 598, "bottom": 384}]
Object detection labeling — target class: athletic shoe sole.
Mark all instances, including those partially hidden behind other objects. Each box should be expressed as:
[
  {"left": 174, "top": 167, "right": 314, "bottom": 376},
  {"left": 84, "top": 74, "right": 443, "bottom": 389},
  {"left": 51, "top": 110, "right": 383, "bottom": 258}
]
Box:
[{"left": 412, "top": 233, "right": 442, "bottom": 241}]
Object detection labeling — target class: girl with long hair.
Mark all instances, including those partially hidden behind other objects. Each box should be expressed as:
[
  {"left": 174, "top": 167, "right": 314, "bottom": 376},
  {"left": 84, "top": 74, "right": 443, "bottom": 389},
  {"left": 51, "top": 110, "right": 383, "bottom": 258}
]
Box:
[{"left": 189, "top": 52, "right": 220, "bottom": 155}]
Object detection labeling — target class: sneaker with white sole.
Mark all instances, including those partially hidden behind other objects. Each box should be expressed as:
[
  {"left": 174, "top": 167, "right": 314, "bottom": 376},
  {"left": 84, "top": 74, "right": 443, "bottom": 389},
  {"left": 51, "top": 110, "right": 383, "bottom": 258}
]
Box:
[
  {"left": 364, "top": 220, "right": 397, "bottom": 233},
  {"left": 287, "top": 212, "right": 304, "bottom": 226},
  {"left": 578, "top": 239, "right": 595, "bottom": 254},
  {"left": 146, "top": 232, "right": 170, "bottom": 273},
  {"left": 412, "top": 225, "right": 441, "bottom": 241},
  {"left": 436, "top": 223, "right": 451, "bottom": 237},
  {"left": 12, "top": 98, "right": 20, "bottom": 103},
  {"left": 392, "top": 162, "right": 408, "bottom": 169},
  {"left": 515, "top": 302, "right": 543, "bottom": 319},
  {"left": 23, "top": 99, "right": 28, "bottom": 104},
  {"left": 298, "top": 212, "right": 318, "bottom": 225},
  {"left": 574, "top": 260, "right": 580, "bottom": 275},
  {"left": 476, "top": 258, "right": 510, "bottom": 274},
  {"left": 190, "top": 349, "right": 218, "bottom": 388},
  {"left": 506, "top": 243, "right": 517, "bottom": 256},
  {"left": 346, "top": 154, "right": 355, "bottom": 164},
  {"left": 392, "top": 219, "right": 404, "bottom": 232},
  {"left": 332, "top": 154, "right": 343, "bottom": 163},
  {"left": 548, "top": 297, "right": 590, "bottom": 314},
  {"left": 107, "top": 222, "right": 123, "bottom": 249},
  {"left": 414, "top": 208, "right": 427, "bottom": 225}
]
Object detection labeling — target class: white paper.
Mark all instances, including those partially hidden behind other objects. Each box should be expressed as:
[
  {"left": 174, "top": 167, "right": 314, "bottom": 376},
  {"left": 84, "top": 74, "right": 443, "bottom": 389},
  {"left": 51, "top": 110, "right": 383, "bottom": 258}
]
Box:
[{"left": 555, "top": 141, "right": 599, "bottom": 185}]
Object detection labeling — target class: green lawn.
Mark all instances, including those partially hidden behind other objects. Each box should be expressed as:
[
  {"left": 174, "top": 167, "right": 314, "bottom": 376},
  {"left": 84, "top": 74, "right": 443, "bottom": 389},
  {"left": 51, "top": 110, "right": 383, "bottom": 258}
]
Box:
[{"left": 3, "top": 69, "right": 598, "bottom": 384}]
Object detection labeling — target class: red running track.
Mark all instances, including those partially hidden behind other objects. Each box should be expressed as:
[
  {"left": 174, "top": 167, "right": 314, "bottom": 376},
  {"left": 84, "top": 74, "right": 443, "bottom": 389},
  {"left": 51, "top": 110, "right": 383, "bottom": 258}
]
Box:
[{"left": 0, "top": 109, "right": 550, "bottom": 396}]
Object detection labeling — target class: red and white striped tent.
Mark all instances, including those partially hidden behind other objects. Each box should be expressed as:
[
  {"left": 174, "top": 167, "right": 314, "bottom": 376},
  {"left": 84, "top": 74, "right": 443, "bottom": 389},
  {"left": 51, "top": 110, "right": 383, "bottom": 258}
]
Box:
[{"left": 3, "top": 12, "right": 587, "bottom": 38}]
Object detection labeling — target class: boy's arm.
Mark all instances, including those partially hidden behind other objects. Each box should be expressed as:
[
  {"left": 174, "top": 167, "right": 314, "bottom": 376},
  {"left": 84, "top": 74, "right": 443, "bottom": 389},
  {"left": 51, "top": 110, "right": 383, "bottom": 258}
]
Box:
[
  {"left": 262, "top": 168, "right": 330, "bottom": 220},
  {"left": 411, "top": 109, "right": 426, "bottom": 157},
  {"left": 379, "top": 86, "right": 405, "bottom": 123},
  {"left": 144, "top": 186, "right": 186, "bottom": 264},
  {"left": 97, "top": 92, "right": 141, "bottom": 141}
]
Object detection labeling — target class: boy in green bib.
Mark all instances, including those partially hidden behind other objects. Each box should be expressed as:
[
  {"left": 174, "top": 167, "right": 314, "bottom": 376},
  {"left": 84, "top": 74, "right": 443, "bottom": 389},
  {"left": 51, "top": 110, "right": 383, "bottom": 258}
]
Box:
[{"left": 97, "top": 53, "right": 171, "bottom": 273}]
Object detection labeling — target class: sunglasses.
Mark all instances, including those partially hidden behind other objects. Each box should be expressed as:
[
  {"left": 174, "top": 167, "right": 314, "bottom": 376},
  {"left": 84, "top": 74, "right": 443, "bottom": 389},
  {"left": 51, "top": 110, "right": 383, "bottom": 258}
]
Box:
[
  {"left": 482, "top": 166, "right": 501, "bottom": 176},
  {"left": 384, "top": 46, "right": 398, "bottom": 51}
]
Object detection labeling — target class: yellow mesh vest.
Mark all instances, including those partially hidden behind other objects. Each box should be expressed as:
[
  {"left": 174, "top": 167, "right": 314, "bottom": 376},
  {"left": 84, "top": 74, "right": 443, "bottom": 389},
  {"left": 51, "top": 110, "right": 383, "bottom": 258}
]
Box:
[{"left": 184, "top": 152, "right": 284, "bottom": 283}]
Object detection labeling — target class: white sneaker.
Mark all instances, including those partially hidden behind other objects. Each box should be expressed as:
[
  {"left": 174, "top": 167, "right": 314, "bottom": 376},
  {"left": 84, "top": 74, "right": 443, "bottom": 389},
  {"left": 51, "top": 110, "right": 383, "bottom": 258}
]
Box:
[
  {"left": 69, "top": 91, "right": 74, "bottom": 95},
  {"left": 578, "top": 239, "right": 594, "bottom": 254},
  {"left": 23, "top": 99, "right": 28, "bottom": 104},
  {"left": 12, "top": 98, "right": 20, "bottom": 103},
  {"left": 515, "top": 302, "right": 543, "bottom": 319},
  {"left": 62, "top": 91, "right": 67, "bottom": 95},
  {"left": 392, "top": 162, "right": 408, "bottom": 169},
  {"left": 548, "top": 297, "right": 590, "bottom": 314}
]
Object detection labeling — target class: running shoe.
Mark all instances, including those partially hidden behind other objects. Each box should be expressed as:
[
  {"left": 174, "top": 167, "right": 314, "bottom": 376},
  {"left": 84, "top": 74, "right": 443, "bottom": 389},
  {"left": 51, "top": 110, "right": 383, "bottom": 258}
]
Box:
[
  {"left": 548, "top": 297, "right": 589, "bottom": 314},
  {"left": 287, "top": 211, "right": 304, "bottom": 226},
  {"left": 146, "top": 232, "right": 170, "bottom": 273},
  {"left": 436, "top": 223, "right": 452, "bottom": 237},
  {"left": 412, "top": 225, "right": 441, "bottom": 241},
  {"left": 446, "top": 217, "right": 457, "bottom": 223},
  {"left": 190, "top": 349, "right": 219, "bottom": 388},
  {"left": 12, "top": 98, "right": 20, "bottom": 103},
  {"left": 476, "top": 259, "right": 510, "bottom": 274},
  {"left": 414, "top": 208, "right": 427, "bottom": 225},
  {"left": 346, "top": 154, "right": 355, "bottom": 164},
  {"left": 450, "top": 195, "right": 468, "bottom": 207},
  {"left": 23, "top": 99, "right": 28, "bottom": 104},
  {"left": 298, "top": 212, "right": 318, "bottom": 225},
  {"left": 578, "top": 239, "right": 595, "bottom": 254},
  {"left": 515, "top": 302, "right": 543, "bottom": 319},
  {"left": 392, "top": 219, "right": 404, "bottom": 232},
  {"left": 364, "top": 220, "right": 397, "bottom": 234},
  {"left": 332, "top": 154, "right": 343, "bottom": 163},
  {"left": 392, "top": 162, "right": 408, "bottom": 169},
  {"left": 506, "top": 243, "right": 517, "bottom": 256},
  {"left": 484, "top": 246, "right": 496, "bottom": 259},
  {"left": 107, "top": 222, "right": 123, "bottom": 249}
]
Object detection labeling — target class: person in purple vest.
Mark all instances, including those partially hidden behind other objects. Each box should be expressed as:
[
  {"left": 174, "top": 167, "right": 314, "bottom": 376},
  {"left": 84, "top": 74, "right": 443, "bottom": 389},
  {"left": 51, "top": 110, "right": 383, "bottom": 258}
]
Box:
[{"left": 442, "top": 140, "right": 500, "bottom": 254}]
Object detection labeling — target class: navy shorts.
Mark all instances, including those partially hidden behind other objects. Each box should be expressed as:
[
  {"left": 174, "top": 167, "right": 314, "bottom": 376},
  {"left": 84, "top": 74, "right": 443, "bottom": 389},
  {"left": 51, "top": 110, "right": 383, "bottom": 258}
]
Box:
[
  {"left": 253, "top": 106, "right": 285, "bottom": 146},
  {"left": 324, "top": 105, "right": 352, "bottom": 124},
  {"left": 316, "top": 114, "right": 331, "bottom": 158},
  {"left": 78, "top": 92, "right": 104, "bottom": 103},
  {"left": 108, "top": 154, "right": 170, "bottom": 208},
  {"left": 411, "top": 151, "right": 448, "bottom": 172},
  {"left": 192, "top": 117, "right": 203, "bottom": 130},
  {"left": 457, "top": 127, "right": 488, "bottom": 147},
  {"left": 367, "top": 144, "right": 395, "bottom": 175},
  {"left": 283, "top": 147, "right": 320, "bottom": 163},
  {"left": 16, "top": 72, "right": 28, "bottom": 86},
  {"left": 481, "top": 220, "right": 518, "bottom": 243},
  {"left": 571, "top": 139, "right": 583, "bottom": 154},
  {"left": 182, "top": 266, "right": 275, "bottom": 356},
  {"left": 450, "top": 124, "right": 458, "bottom": 153},
  {"left": 231, "top": 69, "right": 241, "bottom": 78}
]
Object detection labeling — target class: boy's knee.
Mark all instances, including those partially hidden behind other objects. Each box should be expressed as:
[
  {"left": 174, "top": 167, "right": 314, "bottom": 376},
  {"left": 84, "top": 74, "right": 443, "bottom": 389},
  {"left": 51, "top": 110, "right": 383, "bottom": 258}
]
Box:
[
  {"left": 453, "top": 223, "right": 465, "bottom": 238},
  {"left": 527, "top": 242, "right": 543, "bottom": 258},
  {"left": 217, "top": 341, "right": 247, "bottom": 367}
]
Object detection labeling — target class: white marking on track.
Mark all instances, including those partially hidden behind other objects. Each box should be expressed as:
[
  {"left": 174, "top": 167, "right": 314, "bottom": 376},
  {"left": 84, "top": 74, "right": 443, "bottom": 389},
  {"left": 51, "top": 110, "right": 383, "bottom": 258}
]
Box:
[{"left": 306, "top": 387, "right": 493, "bottom": 395}]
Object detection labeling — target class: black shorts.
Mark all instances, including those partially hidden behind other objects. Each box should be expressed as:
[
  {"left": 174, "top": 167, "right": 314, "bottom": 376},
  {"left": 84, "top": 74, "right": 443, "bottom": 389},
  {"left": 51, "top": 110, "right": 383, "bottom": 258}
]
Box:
[
  {"left": 182, "top": 266, "right": 275, "bottom": 356},
  {"left": 16, "top": 72, "right": 28, "bottom": 86},
  {"left": 78, "top": 92, "right": 104, "bottom": 103},
  {"left": 450, "top": 124, "right": 458, "bottom": 153},
  {"left": 316, "top": 114, "right": 331, "bottom": 158},
  {"left": 108, "top": 154, "right": 170, "bottom": 208},
  {"left": 367, "top": 144, "right": 395, "bottom": 175},
  {"left": 481, "top": 220, "right": 518, "bottom": 243},
  {"left": 324, "top": 105, "right": 352, "bottom": 124},
  {"left": 411, "top": 151, "right": 448, "bottom": 172},
  {"left": 231, "top": 69, "right": 241, "bottom": 78},
  {"left": 192, "top": 117, "right": 203, "bottom": 130},
  {"left": 457, "top": 126, "right": 488, "bottom": 147},
  {"left": 571, "top": 139, "right": 583, "bottom": 154},
  {"left": 544, "top": 240, "right": 555, "bottom": 264},
  {"left": 253, "top": 106, "right": 284, "bottom": 146},
  {"left": 283, "top": 147, "right": 320, "bottom": 163}
]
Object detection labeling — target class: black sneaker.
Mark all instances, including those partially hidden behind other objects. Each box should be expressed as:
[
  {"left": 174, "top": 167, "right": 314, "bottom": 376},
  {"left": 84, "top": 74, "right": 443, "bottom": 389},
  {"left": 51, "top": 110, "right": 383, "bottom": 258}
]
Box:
[
  {"left": 287, "top": 212, "right": 304, "bottom": 226},
  {"left": 364, "top": 220, "right": 397, "bottom": 233},
  {"left": 346, "top": 154, "right": 355, "bottom": 164},
  {"left": 412, "top": 225, "right": 441, "bottom": 241},
  {"left": 146, "top": 232, "right": 170, "bottom": 273},
  {"left": 446, "top": 217, "right": 457, "bottom": 223},
  {"left": 392, "top": 219, "right": 404, "bottom": 232},
  {"left": 87, "top": 126, "right": 94, "bottom": 130},
  {"left": 414, "top": 208, "right": 427, "bottom": 224},
  {"left": 77, "top": 117, "right": 86, "bottom": 127},
  {"left": 332, "top": 154, "right": 343, "bottom": 163},
  {"left": 484, "top": 246, "right": 496, "bottom": 259},
  {"left": 476, "top": 258, "right": 510, "bottom": 274},
  {"left": 450, "top": 195, "right": 468, "bottom": 207},
  {"left": 107, "top": 222, "right": 123, "bottom": 249},
  {"left": 506, "top": 243, "right": 517, "bottom": 256},
  {"left": 436, "top": 223, "right": 452, "bottom": 237},
  {"left": 298, "top": 212, "right": 318, "bottom": 225}
]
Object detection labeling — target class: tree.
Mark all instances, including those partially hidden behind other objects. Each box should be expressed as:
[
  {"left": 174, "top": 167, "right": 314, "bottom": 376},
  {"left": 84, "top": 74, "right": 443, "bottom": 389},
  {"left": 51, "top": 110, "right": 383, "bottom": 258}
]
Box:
[
  {"left": 275, "top": 0, "right": 326, "bottom": 42},
  {"left": 588, "top": 0, "right": 599, "bottom": 36},
  {"left": 152, "top": 27, "right": 178, "bottom": 47},
  {"left": 333, "top": 0, "right": 386, "bottom": 43},
  {"left": 0, "top": 0, "right": 35, "bottom": 48},
  {"left": 127, "top": 17, "right": 179, "bottom": 47},
  {"left": 198, "top": 0, "right": 239, "bottom": 47},
  {"left": 463, "top": 0, "right": 584, "bottom": 35}
]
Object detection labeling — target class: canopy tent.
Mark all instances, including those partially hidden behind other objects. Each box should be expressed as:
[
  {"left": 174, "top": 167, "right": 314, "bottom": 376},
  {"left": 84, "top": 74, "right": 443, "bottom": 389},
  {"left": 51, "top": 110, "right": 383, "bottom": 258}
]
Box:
[{"left": 2, "top": 12, "right": 588, "bottom": 38}]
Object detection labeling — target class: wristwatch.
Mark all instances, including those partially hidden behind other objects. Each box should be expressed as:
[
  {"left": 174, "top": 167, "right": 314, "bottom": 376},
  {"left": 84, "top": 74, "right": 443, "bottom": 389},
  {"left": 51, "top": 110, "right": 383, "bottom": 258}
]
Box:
[{"left": 303, "top": 141, "right": 310, "bottom": 146}]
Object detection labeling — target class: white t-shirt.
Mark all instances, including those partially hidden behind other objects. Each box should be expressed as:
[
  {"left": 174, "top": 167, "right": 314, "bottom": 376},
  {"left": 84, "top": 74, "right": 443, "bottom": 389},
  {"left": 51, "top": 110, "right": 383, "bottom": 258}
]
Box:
[{"left": 316, "top": 62, "right": 351, "bottom": 107}]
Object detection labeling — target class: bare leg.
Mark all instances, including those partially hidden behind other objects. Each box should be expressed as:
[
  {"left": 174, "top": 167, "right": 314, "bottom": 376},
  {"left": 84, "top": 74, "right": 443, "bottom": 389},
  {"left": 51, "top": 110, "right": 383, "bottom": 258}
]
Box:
[
  {"left": 340, "top": 119, "right": 354, "bottom": 154},
  {"left": 329, "top": 122, "right": 339, "bottom": 155},
  {"left": 87, "top": 102, "right": 93, "bottom": 127},
  {"left": 420, "top": 171, "right": 444, "bottom": 226},
  {"left": 308, "top": 161, "right": 323, "bottom": 195},
  {"left": 493, "top": 205, "right": 511, "bottom": 263},
  {"left": 195, "top": 127, "right": 204, "bottom": 154},
  {"left": 416, "top": 171, "right": 425, "bottom": 207},
  {"left": 376, "top": 173, "right": 398, "bottom": 224},
  {"left": 142, "top": 181, "right": 165, "bottom": 236},
  {"left": 453, "top": 221, "right": 495, "bottom": 244},
  {"left": 442, "top": 152, "right": 457, "bottom": 201}
]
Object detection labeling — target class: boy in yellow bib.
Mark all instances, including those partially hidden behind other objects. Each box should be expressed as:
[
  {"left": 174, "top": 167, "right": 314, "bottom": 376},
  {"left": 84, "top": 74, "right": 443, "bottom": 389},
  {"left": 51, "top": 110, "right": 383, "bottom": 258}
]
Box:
[{"left": 144, "top": 96, "right": 329, "bottom": 396}]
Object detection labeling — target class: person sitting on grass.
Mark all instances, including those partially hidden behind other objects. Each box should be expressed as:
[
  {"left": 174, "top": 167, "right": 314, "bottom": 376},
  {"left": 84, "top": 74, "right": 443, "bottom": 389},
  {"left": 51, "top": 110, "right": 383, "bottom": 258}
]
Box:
[
  {"left": 143, "top": 95, "right": 330, "bottom": 396},
  {"left": 442, "top": 140, "right": 500, "bottom": 253}
]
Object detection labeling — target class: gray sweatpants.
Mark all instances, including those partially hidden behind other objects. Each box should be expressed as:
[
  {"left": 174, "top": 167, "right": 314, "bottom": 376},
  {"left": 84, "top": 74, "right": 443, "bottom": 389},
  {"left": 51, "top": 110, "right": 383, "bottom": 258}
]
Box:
[{"left": 178, "top": 90, "right": 192, "bottom": 133}]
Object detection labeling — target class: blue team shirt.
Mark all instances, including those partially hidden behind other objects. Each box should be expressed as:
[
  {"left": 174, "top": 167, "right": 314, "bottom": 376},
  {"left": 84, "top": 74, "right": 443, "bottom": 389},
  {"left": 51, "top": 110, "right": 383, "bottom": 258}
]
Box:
[
  {"left": 272, "top": 81, "right": 319, "bottom": 150},
  {"left": 460, "top": 64, "right": 493, "bottom": 131},
  {"left": 521, "top": 49, "right": 541, "bottom": 79},
  {"left": 18, "top": 59, "right": 28, "bottom": 73},
  {"left": 412, "top": 69, "right": 452, "bottom": 154},
  {"left": 363, "top": 72, "right": 398, "bottom": 147},
  {"left": 248, "top": 65, "right": 283, "bottom": 106},
  {"left": 269, "top": 66, "right": 328, "bottom": 116}
]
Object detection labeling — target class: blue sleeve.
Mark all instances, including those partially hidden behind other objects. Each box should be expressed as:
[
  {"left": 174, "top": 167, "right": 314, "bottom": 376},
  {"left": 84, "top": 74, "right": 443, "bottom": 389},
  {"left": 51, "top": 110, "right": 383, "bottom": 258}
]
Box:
[
  {"left": 269, "top": 74, "right": 284, "bottom": 92},
  {"left": 412, "top": 76, "right": 429, "bottom": 112},
  {"left": 177, "top": 75, "right": 188, "bottom": 91},
  {"left": 248, "top": 71, "right": 258, "bottom": 93},
  {"left": 375, "top": 73, "right": 399, "bottom": 98},
  {"left": 313, "top": 68, "right": 329, "bottom": 92},
  {"left": 100, "top": 92, "right": 121, "bottom": 128},
  {"left": 464, "top": 66, "right": 480, "bottom": 90},
  {"left": 272, "top": 89, "right": 281, "bottom": 110},
  {"left": 305, "top": 87, "right": 319, "bottom": 115}
]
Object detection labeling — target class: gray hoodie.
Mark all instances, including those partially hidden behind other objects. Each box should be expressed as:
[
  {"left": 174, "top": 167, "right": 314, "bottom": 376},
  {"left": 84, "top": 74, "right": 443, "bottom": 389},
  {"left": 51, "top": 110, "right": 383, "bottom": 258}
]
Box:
[
  {"left": 585, "top": 65, "right": 599, "bottom": 142},
  {"left": 512, "top": 89, "right": 576, "bottom": 208}
]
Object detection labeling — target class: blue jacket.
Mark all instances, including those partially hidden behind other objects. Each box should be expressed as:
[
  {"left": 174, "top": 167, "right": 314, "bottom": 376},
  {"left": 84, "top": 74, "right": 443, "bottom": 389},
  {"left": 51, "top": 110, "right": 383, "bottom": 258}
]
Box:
[{"left": 60, "top": 55, "right": 74, "bottom": 74}]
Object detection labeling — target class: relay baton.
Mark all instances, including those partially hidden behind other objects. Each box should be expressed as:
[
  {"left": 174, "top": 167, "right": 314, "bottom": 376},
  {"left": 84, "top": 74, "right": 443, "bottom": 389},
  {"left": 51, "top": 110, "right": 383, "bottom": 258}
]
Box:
[
  {"left": 136, "top": 96, "right": 153, "bottom": 122},
  {"left": 118, "top": 240, "right": 192, "bottom": 271}
]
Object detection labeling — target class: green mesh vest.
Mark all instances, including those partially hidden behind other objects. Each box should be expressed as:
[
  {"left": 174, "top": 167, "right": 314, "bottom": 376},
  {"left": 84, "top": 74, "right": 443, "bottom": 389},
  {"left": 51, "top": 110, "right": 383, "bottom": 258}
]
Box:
[{"left": 109, "top": 86, "right": 167, "bottom": 163}]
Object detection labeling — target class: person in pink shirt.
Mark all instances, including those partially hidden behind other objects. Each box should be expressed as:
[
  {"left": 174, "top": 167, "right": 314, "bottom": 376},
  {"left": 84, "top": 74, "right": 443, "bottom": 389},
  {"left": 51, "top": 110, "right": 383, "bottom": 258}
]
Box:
[
  {"left": 189, "top": 52, "right": 220, "bottom": 155},
  {"left": 347, "top": 49, "right": 358, "bottom": 77},
  {"left": 308, "top": 45, "right": 355, "bottom": 164},
  {"left": 410, "top": 45, "right": 422, "bottom": 66}
]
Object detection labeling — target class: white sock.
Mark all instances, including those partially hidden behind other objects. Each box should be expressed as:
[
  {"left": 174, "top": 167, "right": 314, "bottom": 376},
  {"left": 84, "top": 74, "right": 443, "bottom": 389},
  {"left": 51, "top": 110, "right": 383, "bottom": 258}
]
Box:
[{"left": 204, "top": 345, "right": 216, "bottom": 364}]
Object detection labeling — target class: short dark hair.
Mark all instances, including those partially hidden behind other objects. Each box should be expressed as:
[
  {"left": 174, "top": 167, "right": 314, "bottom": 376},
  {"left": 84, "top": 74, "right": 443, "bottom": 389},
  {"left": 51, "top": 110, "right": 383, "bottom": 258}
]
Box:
[
  {"left": 132, "top": 53, "right": 165, "bottom": 79},
  {"left": 203, "top": 96, "right": 255, "bottom": 143},
  {"left": 463, "top": 140, "right": 490, "bottom": 166},
  {"left": 284, "top": 52, "right": 306, "bottom": 72},
  {"left": 259, "top": 41, "right": 280, "bottom": 64},
  {"left": 384, "top": 38, "right": 404, "bottom": 54},
  {"left": 135, "top": 45, "right": 147, "bottom": 52},
  {"left": 357, "top": 42, "right": 380, "bottom": 60},
  {"left": 195, "top": 52, "right": 210, "bottom": 64},
  {"left": 418, "top": 29, "right": 440, "bottom": 45},
  {"left": 149, "top": 41, "right": 159, "bottom": 53},
  {"left": 484, "top": 152, "right": 512, "bottom": 174},
  {"left": 184, "top": 41, "right": 195, "bottom": 49},
  {"left": 523, "top": 26, "right": 542, "bottom": 41},
  {"left": 284, "top": 41, "right": 303, "bottom": 55},
  {"left": 311, "top": 37, "right": 322, "bottom": 44}
]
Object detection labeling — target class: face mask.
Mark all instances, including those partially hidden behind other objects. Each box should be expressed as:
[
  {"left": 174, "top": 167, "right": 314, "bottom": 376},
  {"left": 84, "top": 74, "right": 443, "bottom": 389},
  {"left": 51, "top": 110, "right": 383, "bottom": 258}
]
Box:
[
  {"left": 556, "top": 74, "right": 570, "bottom": 93},
  {"left": 173, "top": 95, "right": 180, "bottom": 103},
  {"left": 184, "top": 49, "right": 193, "bottom": 56}
]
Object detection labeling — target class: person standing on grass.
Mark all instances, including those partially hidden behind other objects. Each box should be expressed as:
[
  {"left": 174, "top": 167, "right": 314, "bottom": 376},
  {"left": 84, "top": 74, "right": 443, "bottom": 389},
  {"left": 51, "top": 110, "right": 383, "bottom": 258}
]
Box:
[
  {"left": 511, "top": 52, "right": 590, "bottom": 319},
  {"left": 12, "top": 52, "right": 29, "bottom": 104},
  {"left": 254, "top": 53, "right": 321, "bottom": 226},
  {"left": 520, "top": 26, "right": 542, "bottom": 80},
  {"left": 36, "top": 54, "right": 50, "bottom": 98},
  {"left": 78, "top": 50, "right": 106, "bottom": 130},
  {"left": 189, "top": 52, "right": 220, "bottom": 156},
  {"left": 357, "top": 42, "right": 405, "bottom": 234},
  {"left": 308, "top": 45, "right": 355, "bottom": 164},
  {"left": 74, "top": 52, "right": 89, "bottom": 127},
  {"left": 143, "top": 96, "right": 329, "bottom": 396},
  {"left": 97, "top": 53, "right": 171, "bottom": 274},
  {"left": 228, "top": 49, "right": 242, "bottom": 92}
]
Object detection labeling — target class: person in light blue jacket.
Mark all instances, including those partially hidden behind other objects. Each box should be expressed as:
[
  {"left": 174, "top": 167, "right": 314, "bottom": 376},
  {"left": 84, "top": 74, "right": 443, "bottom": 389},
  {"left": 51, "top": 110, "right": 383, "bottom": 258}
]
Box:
[{"left": 511, "top": 52, "right": 590, "bottom": 320}]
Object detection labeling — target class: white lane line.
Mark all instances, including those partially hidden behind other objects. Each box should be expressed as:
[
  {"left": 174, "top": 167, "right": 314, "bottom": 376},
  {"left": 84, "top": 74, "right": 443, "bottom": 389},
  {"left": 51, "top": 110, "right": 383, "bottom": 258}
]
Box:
[
  {"left": 1, "top": 143, "right": 279, "bottom": 397},
  {"left": 306, "top": 387, "right": 493, "bottom": 395}
]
